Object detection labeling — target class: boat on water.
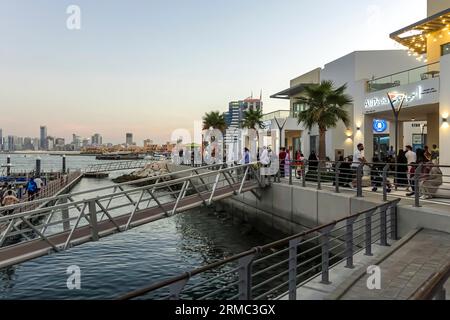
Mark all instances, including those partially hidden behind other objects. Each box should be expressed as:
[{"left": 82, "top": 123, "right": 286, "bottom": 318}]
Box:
[{"left": 95, "top": 153, "right": 145, "bottom": 160}]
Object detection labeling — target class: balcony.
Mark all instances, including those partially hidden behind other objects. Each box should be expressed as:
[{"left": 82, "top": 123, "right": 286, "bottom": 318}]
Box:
[
  {"left": 262, "top": 110, "right": 291, "bottom": 121},
  {"left": 367, "top": 62, "right": 440, "bottom": 93}
]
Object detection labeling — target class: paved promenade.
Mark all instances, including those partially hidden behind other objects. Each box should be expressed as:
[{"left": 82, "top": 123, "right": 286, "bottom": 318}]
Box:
[{"left": 339, "top": 229, "right": 450, "bottom": 300}]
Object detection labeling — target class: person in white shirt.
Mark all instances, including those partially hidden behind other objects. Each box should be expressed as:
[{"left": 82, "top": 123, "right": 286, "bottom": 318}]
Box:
[
  {"left": 34, "top": 177, "right": 44, "bottom": 197},
  {"left": 405, "top": 145, "right": 417, "bottom": 164},
  {"left": 259, "top": 146, "right": 270, "bottom": 166},
  {"left": 405, "top": 145, "right": 417, "bottom": 192},
  {"left": 352, "top": 143, "right": 366, "bottom": 168}
]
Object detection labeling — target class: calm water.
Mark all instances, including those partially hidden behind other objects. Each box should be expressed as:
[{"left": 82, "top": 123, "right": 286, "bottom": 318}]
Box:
[
  {"left": 0, "top": 154, "right": 278, "bottom": 299},
  {"left": 0, "top": 153, "right": 101, "bottom": 172}
]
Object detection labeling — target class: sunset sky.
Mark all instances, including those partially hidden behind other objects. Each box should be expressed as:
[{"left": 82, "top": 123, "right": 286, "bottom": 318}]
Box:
[{"left": 0, "top": 0, "right": 427, "bottom": 144}]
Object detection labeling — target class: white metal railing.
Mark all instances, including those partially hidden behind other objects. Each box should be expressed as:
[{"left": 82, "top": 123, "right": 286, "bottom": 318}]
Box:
[{"left": 84, "top": 160, "right": 155, "bottom": 173}]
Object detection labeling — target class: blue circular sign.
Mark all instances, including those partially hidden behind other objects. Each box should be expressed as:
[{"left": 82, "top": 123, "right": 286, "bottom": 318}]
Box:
[{"left": 373, "top": 119, "right": 387, "bottom": 133}]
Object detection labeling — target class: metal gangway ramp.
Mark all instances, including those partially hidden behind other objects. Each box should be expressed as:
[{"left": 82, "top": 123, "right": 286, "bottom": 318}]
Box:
[
  {"left": 84, "top": 159, "right": 154, "bottom": 174},
  {"left": 0, "top": 163, "right": 265, "bottom": 268}
]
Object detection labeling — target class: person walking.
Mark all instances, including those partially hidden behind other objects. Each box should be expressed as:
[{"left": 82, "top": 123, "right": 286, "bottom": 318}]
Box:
[
  {"left": 279, "top": 148, "right": 287, "bottom": 177},
  {"left": 284, "top": 147, "right": 291, "bottom": 177},
  {"left": 351, "top": 143, "right": 367, "bottom": 186},
  {"left": 25, "top": 178, "right": 38, "bottom": 202},
  {"left": 431, "top": 144, "right": 440, "bottom": 164},
  {"left": 2, "top": 190, "right": 20, "bottom": 216},
  {"left": 34, "top": 176, "right": 44, "bottom": 198},
  {"left": 406, "top": 148, "right": 426, "bottom": 197},
  {"left": 405, "top": 145, "right": 417, "bottom": 192},
  {"left": 260, "top": 146, "right": 270, "bottom": 166},
  {"left": 420, "top": 162, "right": 443, "bottom": 199},
  {"left": 308, "top": 151, "right": 319, "bottom": 172},
  {"left": 395, "top": 150, "right": 408, "bottom": 190}
]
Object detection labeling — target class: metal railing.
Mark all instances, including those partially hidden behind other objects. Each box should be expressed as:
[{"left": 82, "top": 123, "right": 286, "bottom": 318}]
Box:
[
  {"left": 117, "top": 199, "right": 399, "bottom": 300},
  {"left": 84, "top": 160, "right": 155, "bottom": 173},
  {"left": 367, "top": 62, "right": 440, "bottom": 93},
  {"left": 262, "top": 110, "right": 291, "bottom": 121},
  {"left": 410, "top": 262, "right": 449, "bottom": 300},
  {"left": 280, "top": 160, "right": 450, "bottom": 208},
  {"left": 0, "top": 163, "right": 264, "bottom": 265}
]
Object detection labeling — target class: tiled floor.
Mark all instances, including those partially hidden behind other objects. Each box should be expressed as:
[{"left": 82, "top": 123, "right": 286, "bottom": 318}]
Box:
[{"left": 340, "top": 229, "right": 450, "bottom": 300}]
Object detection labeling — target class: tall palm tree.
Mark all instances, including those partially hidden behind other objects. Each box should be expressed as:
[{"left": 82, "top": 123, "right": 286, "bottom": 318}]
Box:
[
  {"left": 202, "top": 111, "right": 228, "bottom": 132},
  {"left": 241, "top": 108, "right": 265, "bottom": 147},
  {"left": 297, "top": 80, "right": 352, "bottom": 160}
]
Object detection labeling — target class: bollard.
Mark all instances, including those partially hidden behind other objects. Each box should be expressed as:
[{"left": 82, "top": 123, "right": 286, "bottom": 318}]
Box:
[
  {"left": 36, "top": 157, "right": 41, "bottom": 177},
  {"left": 62, "top": 155, "right": 66, "bottom": 174},
  {"left": 382, "top": 164, "right": 390, "bottom": 202},
  {"left": 356, "top": 163, "right": 364, "bottom": 197},
  {"left": 335, "top": 162, "right": 341, "bottom": 193},
  {"left": 6, "top": 155, "right": 11, "bottom": 176},
  {"left": 289, "top": 162, "right": 293, "bottom": 185}
]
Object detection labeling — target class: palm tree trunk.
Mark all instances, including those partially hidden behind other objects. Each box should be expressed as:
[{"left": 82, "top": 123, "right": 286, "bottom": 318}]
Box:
[{"left": 319, "top": 128, "right": 326, "bottom": 161}]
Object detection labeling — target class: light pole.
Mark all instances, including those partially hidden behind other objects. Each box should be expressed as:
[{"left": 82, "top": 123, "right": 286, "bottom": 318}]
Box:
[
  {"left": 387, "top": 92, "right": 406, "bottom": 161},
  {"left": 420, "top": 124, "right": 427, "bottom": 148},
  {"left": 274, "top": 117, "right": 288, "bottom": 152}
]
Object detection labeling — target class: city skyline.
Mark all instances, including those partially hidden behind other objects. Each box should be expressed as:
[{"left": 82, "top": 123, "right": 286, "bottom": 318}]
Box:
[{"left": 0, "top": 0, "right": 426, "bottom": 144}]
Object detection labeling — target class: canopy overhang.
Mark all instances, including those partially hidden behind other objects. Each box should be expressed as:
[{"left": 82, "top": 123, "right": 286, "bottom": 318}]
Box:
[
  {"left": 270, "top": 83, "right": 314, "bottom": 100},
  {"left": 390, "top": 7, "right": 450, "bottom": 54}
]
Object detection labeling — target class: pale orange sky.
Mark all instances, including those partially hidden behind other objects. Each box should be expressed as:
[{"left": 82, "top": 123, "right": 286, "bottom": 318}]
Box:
[{"left": 0, "top": 0, "right": 427, "bottom": 144}]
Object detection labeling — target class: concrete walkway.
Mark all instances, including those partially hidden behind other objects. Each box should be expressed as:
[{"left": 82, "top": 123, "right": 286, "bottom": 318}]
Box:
[{"left": 337, "top": 229, "right": 450, "bottom": 300}]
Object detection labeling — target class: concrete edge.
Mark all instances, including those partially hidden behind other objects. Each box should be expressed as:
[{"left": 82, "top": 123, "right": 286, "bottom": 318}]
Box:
[{"left": 325, "top": 227, "right": 424, "bottom": 300}]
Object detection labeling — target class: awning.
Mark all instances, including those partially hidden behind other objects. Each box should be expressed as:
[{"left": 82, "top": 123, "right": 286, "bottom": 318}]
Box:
[
  {"left": 390, "top": 8, "right": 450, "bottom": 54},
  {"left": 270, "top": 83, "right": 314, "bottom": 100}
]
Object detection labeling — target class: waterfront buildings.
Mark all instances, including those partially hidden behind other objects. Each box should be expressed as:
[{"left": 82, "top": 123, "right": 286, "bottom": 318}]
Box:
[
  {"left": 91, "top": 133, "right": 103, "bottom": 146},
  {"left": 224, "top": 96, "right": 263, "bottom": 155},
  {"left": 270, "top": 0, "right": 450, "bottom": 165},
  {"left": 126, "top": 133, "right": 134, "bottom": 146}
]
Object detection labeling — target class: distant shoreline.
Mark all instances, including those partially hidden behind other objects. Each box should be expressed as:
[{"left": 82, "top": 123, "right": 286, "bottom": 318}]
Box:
[{"left": 0, "top": 151, "right": 96, "bottom": 157}]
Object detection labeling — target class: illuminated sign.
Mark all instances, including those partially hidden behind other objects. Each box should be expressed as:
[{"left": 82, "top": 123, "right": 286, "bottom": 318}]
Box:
[
  {"left": 365, "top": 86, "right": 423, "bottom": 109},
  {"left": 373, "top": 119, "right": 387, "bottom": 133},
  {"left": 364, "top": 79, "right": 439, "bottom": 114}
]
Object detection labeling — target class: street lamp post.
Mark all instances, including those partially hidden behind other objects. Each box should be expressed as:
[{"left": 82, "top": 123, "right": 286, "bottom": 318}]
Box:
[
  {"left": 274, "top": 117, "right": 288, "bottom": 152},
  {"left": 420, "top": 124, "right": 427, "bottom": 149},
  {"left": 387, "top": 92, "right": 406, "bottom": 161}
]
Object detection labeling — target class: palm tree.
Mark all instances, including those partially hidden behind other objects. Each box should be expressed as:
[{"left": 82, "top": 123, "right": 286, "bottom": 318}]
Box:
[
  {"left": 202, "top": 111, "right": 228, "bottom": 132},
  {"left": 296, "top": 80, "right": 352, "bottom": 160},
  {"left": 241, "top": 108, "right": 265, "bottom": 148}
]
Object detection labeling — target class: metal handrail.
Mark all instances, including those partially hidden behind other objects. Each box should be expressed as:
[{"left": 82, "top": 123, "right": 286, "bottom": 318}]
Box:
[
  {"left": 0, "top": 163, "right": 263, "bottom": 267},
  {"left": 410, "top": 262, "right": 450, "bottom": 300},
  {"left": 283, "top": 159, "right": 450, "bottom": 208},
  {"left": 0, "top": 162, "right": 258, "bottom": 215},
  {"left": 117, "top": 199, "right": 399, "bottom": 300},
  {"left": 367, "top": 61, "right": 440, "bottom": 84}
]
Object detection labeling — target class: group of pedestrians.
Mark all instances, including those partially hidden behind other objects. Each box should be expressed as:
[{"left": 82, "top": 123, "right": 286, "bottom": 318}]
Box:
[{"left": 0, "top": 176, "right": 44, "bottom": 216}]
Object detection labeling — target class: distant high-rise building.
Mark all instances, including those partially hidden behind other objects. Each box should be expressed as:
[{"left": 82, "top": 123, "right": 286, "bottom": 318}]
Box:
[
  {"left": 91, "top": 133, "right": 103, "bottom": 146},
  {"left": 82, "top": 138, "right": 90, "bottom": 147},
  {"left": 0, "top": 128, "right": 3, "bottom": 151},
  {"left": 126, "top": 133, "right": 133, "bottom": 146},
  {"left": 72, "top": 134, "right": 82, "bottom": 149},
  {"left": 143, "top": 139, "right": 154, "bottom": 147},
  {"left": 47, "top": 136, "right": 55, "bottom": 151},
  {"left": 55, "top": 138, "right": 65, "bottom": 147},
  {"left": 23, "top": 137, "right": 33, "bottom": 150},
  {"left": 224, "top": 95, "right": 263, "bottom": 146},
  {"left": 40, "top": 126, "right": 48, "bottom": 150}
]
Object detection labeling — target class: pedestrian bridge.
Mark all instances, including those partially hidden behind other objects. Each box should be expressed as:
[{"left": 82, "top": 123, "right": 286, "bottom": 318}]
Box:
[{"left": 0, "top": 163, "right": 266, "bottom": 269}]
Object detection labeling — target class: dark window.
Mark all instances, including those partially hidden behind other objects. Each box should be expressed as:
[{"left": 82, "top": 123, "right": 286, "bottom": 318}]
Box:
[{"left": 442, "top": 42, "right": 450, "bottom": 56}]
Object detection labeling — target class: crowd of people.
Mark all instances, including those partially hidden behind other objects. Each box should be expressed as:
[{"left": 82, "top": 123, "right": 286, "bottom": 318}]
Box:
[
  {"left": 0, "top": 176, "right": 45, "bottom": 216},
  {"left": 252, "top": 142, "right": 444, "bottom": 200}
]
